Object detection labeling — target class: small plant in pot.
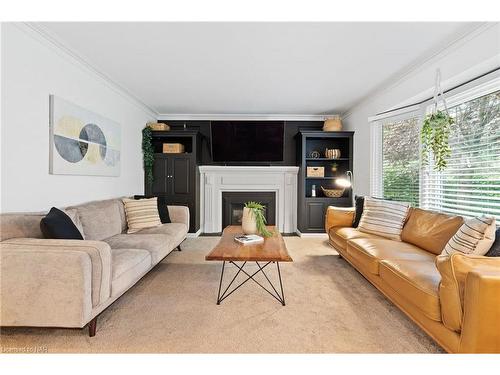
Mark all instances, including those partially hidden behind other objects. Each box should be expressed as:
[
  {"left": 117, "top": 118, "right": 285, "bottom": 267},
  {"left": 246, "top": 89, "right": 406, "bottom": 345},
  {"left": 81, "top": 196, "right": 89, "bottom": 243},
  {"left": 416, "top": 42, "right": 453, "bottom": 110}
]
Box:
[
  {"left": 242, "top": 201, "right": 274, "bottom": 237},
  {"left": 421, "top": 110, "right": 454, "bottom": 171}
]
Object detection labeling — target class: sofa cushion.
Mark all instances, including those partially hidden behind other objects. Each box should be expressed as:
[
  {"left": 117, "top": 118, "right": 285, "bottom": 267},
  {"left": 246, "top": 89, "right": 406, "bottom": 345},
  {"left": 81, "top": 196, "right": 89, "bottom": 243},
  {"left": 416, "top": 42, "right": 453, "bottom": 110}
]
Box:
[
  {"left": 347, "top": 238, "right": 435, "bottom": 275},
  {"left": 111, "top": 248, "right": 151, "bottom": 297},
  {"left": 485, "top": 227, "right": 500, "bottom": 257},
  {"left": 357, "top": 197, "right": 410, "bottom": 241},
  {"left": 104, "top": 233, "right": 172, "bottom": 264},
  {"left": 71, "top": 199, "right": 124, "bottom": 241},
  {"left": 353, "top": 195, "right": 364, "bottom": 227},
  {"left": 136, "top": 223, "right": 188, "bottom": 247},
  {"left": 40, "top": 207, "right": 84, "bottom": 240},
  {"left": 122, "top": 197, "right": 162, "bottom": 234},
  {"left": 134, "top": 195, "right": 171, "bottom": 223},
  {"left": 401, "top": 208, "right": 464, "bottom": 255},
  {"left": 0, "top": 212, "right": 45, "bottom": 241},
  {"left": 442, "top": 216, "right": 496, "bottom": 256},
  {"left": 379, "top": 259, "right": 442, "bottom": 321},
  {"left": 328, "top": 227, "right": 379, "bottom": 252}
]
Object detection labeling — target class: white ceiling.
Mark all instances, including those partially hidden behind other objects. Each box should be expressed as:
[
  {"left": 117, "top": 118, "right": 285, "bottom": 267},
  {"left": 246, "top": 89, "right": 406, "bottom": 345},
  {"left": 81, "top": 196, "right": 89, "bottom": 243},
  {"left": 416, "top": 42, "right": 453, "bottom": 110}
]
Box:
[{"left": 38, "top": 22, "right": 478, "bottom": 116}]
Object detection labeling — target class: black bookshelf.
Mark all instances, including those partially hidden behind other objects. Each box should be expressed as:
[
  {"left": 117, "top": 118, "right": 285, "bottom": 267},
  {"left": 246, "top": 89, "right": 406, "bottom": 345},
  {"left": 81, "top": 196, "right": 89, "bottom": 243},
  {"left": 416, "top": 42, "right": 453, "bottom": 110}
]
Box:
[{"left": 296, "top": 130, "right": 354, "bottom": 233}]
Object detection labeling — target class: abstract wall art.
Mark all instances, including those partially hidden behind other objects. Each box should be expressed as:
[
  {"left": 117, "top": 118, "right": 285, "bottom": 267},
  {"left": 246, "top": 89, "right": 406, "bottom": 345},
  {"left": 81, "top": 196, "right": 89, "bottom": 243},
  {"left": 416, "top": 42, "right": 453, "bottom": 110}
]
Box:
[{"left": 49, "top": 95, "right": 121, "bottom": 176}]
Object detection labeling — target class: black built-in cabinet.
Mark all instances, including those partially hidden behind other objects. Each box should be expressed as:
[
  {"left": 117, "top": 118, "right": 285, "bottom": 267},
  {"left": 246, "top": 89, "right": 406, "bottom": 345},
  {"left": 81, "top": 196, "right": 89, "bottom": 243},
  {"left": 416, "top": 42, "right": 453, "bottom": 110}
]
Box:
[
  {"left": 146, "top": 122, "right": 352, "bottom": 234},
  {"left": 146, "top": 130, "right": 200, "bottom": 233},
  {"left": 297, "top": 131, "right": 354, "bottom": 233}
]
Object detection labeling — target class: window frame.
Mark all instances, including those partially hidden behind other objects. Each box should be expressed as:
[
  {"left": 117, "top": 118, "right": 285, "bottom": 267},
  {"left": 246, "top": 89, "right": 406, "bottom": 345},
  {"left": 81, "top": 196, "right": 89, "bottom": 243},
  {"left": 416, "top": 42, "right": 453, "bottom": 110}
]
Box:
[{"left": 370, "top": 73, "right": 500, "bottom": 213}]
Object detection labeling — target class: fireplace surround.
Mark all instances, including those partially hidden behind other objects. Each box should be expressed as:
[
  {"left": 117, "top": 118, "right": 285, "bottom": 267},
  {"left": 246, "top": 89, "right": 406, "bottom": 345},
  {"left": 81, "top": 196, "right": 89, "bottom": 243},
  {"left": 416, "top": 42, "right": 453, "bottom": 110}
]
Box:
[{"left": 199, "top": 166, "right": 299, "bottom": 234}]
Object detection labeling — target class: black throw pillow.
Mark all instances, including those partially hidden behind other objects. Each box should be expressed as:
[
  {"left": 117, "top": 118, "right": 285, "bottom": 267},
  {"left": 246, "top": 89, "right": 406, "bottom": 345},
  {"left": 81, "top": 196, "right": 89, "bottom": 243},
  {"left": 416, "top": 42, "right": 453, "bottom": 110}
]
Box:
[
  {"left": 353, "top": 195, "right": 364, "bottom": 228},
  {"left": 40, "top": 207, "right": 84, "bottom": 240},
  {"left": 485, "top": 227, "right": 500, "bottom": 257},
  {"left": 133, "top": 195, "right": 171, "bottom": 223}
]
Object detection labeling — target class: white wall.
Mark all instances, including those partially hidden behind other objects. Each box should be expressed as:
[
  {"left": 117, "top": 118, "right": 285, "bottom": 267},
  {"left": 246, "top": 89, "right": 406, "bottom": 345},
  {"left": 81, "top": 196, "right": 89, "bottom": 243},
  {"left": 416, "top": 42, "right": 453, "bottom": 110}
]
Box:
[
  {"left": 342, "top": 23, "right": 500, "bottom": 196},
  {"left": 1, "top": 23, "right": 156, "bottom": 212}
]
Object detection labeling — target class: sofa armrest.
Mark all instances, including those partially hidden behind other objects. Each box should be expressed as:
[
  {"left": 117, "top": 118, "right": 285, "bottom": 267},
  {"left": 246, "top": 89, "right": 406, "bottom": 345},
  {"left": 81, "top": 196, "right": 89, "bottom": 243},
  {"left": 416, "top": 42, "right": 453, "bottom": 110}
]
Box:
[
  {"left": 325, "top": 206, "right": 355, "bottom": 233},
  {"left": 0, "top": 238, "right": 112, "bottom": 327},
  {"left": 168, "top": 205, "right": 190, "bottom": 228},
  {"left": 436, "top": 253, "right": 500, "bottom": 352},
  {"left": 460, "top": 269, "right": 500, "bottom": 353}
]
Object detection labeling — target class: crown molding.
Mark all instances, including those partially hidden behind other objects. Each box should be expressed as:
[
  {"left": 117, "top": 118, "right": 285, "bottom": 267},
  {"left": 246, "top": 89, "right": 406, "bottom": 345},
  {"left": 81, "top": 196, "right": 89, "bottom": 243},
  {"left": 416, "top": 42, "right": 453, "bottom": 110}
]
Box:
[
  {"left": 341, "top": 22, "right": 496, "bottom": 120},
  {"left": 15, "top": 22, "right": 158, "bottom": 118},
  {"left": 157, "top": 113, "right": 334, "bottom": 121}
]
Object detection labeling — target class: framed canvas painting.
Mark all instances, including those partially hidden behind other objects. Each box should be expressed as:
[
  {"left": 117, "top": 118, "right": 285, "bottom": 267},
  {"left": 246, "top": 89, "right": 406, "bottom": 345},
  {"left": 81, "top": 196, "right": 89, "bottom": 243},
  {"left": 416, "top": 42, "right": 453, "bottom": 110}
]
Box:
[{"left": 49, "top": 95, "right": 121, "bottom": 176}]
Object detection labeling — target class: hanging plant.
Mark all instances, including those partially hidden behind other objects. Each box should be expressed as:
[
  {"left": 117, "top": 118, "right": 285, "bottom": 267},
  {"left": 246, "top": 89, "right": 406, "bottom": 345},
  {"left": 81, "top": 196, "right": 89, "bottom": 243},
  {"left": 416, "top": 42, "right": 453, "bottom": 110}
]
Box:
[
  {"left": 421, "top": 110, "right": 453, "bottom": 171},
  {"left": 421, "top": 69, "right": 454, "bottom": 172},
  {"left": 142, "top": 126, "right": 154, "bottom": 186},
  {"left": 244, "top": 201, "right": 274, "bottom": 237}
]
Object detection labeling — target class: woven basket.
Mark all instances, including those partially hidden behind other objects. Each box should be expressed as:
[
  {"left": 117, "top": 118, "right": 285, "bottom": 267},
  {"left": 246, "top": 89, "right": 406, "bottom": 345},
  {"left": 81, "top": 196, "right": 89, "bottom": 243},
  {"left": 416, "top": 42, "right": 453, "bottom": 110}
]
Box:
[
  {"left": 321, "top": 186, "right": 344, "bottom": 198},
  {"left": 323, "top": 116, "right": 342, "bottom": 131},
  {"left": 148, "top": 122, "right": 170, "bottom": 131}
]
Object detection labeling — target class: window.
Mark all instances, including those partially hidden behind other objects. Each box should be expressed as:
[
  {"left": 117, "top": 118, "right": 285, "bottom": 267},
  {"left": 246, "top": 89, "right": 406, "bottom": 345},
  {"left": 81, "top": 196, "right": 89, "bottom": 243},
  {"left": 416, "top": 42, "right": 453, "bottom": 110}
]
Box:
[
  {"left": 382, "top": 116, "right": 421, "bottom": 207},
  {"left": 370, "top": 110, "right": 421, "bottom": 206},
  {"left": 422, "top": 89, "right": 500, "bottom": 221},
  {"left": 371, "top": 76, "right": 500, "bottom": 221}
]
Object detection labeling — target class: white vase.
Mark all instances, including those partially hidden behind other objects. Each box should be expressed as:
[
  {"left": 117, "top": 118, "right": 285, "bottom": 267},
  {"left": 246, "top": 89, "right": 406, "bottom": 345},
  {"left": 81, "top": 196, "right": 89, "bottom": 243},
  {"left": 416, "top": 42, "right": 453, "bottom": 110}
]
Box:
[{"left": 241, "top": 207, "right": 258, "bottom": 235}]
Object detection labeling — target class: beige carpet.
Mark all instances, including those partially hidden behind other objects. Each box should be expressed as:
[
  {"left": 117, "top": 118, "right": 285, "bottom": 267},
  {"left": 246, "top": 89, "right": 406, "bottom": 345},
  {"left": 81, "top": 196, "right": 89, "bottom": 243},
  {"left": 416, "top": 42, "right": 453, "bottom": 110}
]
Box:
[{"left": 0, "top": 237, "right": 443, "bottom": 353}]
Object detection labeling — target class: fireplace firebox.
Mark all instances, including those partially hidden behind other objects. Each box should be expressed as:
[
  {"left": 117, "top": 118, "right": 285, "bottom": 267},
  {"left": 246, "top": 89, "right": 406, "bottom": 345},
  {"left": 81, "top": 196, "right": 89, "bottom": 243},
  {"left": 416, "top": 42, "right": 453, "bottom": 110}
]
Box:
[{"left": 222, "top": 192, "right": 276, "bottom": 228}]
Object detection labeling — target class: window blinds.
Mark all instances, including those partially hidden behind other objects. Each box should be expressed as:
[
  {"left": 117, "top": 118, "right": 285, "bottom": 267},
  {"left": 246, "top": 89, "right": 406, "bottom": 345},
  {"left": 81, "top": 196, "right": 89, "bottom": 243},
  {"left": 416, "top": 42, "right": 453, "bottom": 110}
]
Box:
[{"left": 421, "top": 90, "right": 500, "bottom": 221}]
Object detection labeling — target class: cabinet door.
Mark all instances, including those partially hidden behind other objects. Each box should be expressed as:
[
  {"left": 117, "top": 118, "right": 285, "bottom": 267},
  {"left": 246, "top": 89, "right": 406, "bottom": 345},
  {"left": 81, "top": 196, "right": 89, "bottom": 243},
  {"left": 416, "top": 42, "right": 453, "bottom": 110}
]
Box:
[
  {"left": 306, "top": 201, "right": 326, "bottom": 231},
  {"left": 170, "top": 156, "right": 191, "bottom": 196},
  {"left": 151, "top": 158, "right": 168, "bottom": 195}
]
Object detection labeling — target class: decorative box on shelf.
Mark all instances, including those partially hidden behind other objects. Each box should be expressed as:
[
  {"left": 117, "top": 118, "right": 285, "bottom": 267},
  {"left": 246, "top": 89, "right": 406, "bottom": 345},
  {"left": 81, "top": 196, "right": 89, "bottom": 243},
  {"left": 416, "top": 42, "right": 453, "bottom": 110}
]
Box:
[
  {"left": 306, "top": 166, "right": 325, "bottom": 177},
  {"left": 163, "top": 143, "right": 185, "bottom": 153}
]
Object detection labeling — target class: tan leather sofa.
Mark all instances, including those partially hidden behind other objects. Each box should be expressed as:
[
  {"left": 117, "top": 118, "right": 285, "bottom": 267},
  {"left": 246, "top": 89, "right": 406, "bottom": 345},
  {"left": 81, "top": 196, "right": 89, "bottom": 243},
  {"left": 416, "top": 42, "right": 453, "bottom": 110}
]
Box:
[
  {"left": 0, "top": 198, "right": 189, "bottom": 336},
  {"left": 325, "top": 206, "right": 500, "bottom": 353}
]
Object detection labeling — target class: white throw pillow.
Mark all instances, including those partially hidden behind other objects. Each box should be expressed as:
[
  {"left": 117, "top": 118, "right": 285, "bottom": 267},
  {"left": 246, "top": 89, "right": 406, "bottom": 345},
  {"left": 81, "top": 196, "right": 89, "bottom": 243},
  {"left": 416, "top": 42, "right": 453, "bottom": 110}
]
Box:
[
  {"left": 357, "top": 197, "right": 410, "bottom": 241},
  {"left": 122, "top": 197, "right": 162, "bottom": 234},
  {"left": 442, "top": 216, "right": 496, "bottom": 256}
]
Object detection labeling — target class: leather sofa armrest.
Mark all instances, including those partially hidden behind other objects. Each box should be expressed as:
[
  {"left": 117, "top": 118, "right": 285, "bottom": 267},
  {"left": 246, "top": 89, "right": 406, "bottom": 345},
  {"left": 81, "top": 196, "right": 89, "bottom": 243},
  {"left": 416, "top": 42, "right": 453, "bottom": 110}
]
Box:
[
  {"left": 325, "top": 206, "right": 355, "bottom": 233},
  {"left": 168, "top": 205, "right": 190, "bottom": 228},
  {"left": 460, "top": 269, "right": 500, "bottom": 353},
  {"left": 436, "top": 253, "right": 500, "bottom": 352},
  {"left": 1, "top": 238, "right": 112, "bottom": 310}
]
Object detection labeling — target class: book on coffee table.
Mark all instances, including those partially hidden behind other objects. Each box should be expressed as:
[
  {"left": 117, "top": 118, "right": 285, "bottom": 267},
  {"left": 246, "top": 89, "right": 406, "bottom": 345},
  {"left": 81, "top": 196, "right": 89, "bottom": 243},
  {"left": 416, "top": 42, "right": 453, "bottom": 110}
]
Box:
[{"left": 234, "top": 234, "right": 264, "bottom": 245}]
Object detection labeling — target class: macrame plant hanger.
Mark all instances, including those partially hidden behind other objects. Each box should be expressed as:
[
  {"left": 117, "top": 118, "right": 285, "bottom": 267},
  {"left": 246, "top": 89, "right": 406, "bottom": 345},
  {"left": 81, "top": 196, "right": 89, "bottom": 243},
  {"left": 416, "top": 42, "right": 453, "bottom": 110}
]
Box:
[{"left": 432, "top": 68, "right": 450, "bottom": 115}]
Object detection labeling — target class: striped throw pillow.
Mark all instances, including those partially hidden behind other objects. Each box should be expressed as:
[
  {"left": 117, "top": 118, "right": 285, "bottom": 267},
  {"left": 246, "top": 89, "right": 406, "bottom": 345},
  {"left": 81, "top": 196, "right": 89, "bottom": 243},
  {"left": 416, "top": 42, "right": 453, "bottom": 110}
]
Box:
[
  {"left": 357, "top": 197, "right": 410, "bottom": 241},
  {"left": 442, "top": 216, "right": 496, "bottom": 256},
  {"left": 122, "top": 197, "right": 162, "bottom": 234}
]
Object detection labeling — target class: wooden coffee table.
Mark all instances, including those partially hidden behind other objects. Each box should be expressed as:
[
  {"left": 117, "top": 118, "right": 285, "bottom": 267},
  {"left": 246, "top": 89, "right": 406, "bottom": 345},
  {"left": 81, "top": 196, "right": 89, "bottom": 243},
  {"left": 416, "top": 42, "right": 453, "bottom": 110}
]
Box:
[{"left": 205, "top": 225, "right": 293, "bottom": 306}]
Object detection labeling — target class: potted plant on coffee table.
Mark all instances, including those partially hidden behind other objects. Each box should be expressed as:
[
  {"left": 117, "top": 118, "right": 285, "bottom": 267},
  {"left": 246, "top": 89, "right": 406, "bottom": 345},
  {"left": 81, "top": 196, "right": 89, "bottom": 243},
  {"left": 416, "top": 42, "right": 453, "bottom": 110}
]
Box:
[{"left": 242, "top": 201, "right": 274, "bottom": 237}]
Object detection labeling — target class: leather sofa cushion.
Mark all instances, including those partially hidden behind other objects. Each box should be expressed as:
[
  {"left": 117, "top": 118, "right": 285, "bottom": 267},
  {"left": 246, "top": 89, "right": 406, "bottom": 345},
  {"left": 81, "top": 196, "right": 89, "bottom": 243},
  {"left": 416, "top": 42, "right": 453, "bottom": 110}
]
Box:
[
  {"left": 401, "top": 208, "right": 463, "bottom": 255},
  {"left": 111, "top": 248, "right": 151, "bottom": 297},
  {"left": 379, "top": 259, "right": 442, "bottom": 321},
  {"left": 104, "top": 233, "right": 173, "bottom": 265},
  {"left": 328, "top": 227, "right": 379, "bottom": 251},
  {"left": 136, "top": 223, "right": 188, "bottom": 248},
  {"left": 347, "top": 238, "right": 435, "bottom": 275}
]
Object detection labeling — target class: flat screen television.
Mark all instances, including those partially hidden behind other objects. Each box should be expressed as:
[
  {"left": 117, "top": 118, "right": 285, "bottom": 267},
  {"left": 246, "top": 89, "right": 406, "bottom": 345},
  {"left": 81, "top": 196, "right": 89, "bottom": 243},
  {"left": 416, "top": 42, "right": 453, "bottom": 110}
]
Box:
[{"left": 210, "top": 121, "right": 285, "bottom": 162}]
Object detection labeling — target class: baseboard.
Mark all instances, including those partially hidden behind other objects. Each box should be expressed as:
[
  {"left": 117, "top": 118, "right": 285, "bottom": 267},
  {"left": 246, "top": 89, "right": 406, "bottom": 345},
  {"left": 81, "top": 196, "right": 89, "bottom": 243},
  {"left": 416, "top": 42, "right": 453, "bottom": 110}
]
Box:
[
  {"left": 296, "top": 230, "right": 328, "bottom": 238},
  {"left": 187, "top": 229, "right": 202, "bottom": 238}
]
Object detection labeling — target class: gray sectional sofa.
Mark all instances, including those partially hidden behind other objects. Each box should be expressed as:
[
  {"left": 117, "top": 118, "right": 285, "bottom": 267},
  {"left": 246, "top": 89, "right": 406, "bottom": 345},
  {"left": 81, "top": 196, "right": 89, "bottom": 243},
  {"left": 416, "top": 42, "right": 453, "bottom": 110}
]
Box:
[{"left": 0, "top": 197, "right": 189, "bottom": 336}]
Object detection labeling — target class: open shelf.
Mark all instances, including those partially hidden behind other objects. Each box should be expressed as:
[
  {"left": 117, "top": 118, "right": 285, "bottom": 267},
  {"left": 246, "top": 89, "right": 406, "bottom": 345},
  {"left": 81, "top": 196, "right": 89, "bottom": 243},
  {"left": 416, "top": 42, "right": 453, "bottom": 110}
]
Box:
[
  {"left": 305, "top": 177, "right": 339, "bottom": 180},
  {"left": 297, "top": 130, "right": 354, "bottom": 233},
  {"left": 305, "top": 157, "right": 350, "bottom": 161}
]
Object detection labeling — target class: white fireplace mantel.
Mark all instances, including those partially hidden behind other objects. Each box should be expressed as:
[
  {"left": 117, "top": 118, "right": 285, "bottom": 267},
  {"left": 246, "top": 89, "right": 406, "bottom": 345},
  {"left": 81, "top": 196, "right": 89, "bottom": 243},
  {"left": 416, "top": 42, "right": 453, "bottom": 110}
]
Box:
[{"left": 199, "top": 166, "right": 299, "bottom": 233}]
